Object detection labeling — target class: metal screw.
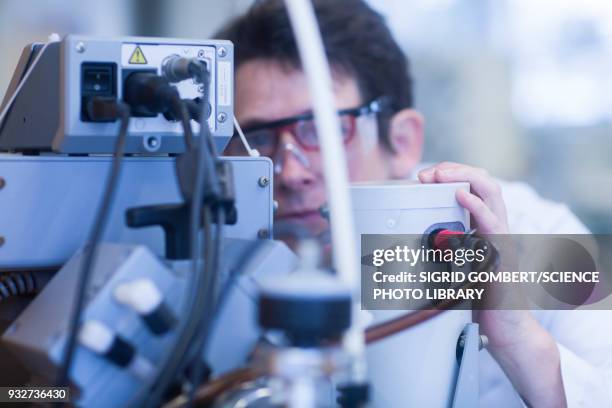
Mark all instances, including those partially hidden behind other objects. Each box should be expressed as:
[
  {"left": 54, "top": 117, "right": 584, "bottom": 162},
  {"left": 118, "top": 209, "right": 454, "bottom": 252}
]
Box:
[
  {"left": 0, "top": 236, "right": 4, "bottom": 247},
  {"left": 479, "top": 335, "right": 488, "bottom": 350},
  {"left": 198, "top": 49, "right": 205, "bottom": 58},
  {"left": 217, "top": 46, "right": 227, "bottom": 58},
  {"left": 459, "top": 334, "right": 489, "bottom": 350},
  {"left": 258, "top": 176, "right": 270, "bottom": 187},
  {"left": 147, "top": 137, "right": 159, "bottom": 149},
  {"left": 217, "top": 112, "right": 227, "bottom": 123},
  {"left": 258, "top": 229, "right": 270, "bottom": 239},
  {"left": 0, "top": 177, "right": 5, "bottom": 190},
  {"left": 386, "top": 218, "right": 396, "bottom": 229},
  {"left": 75, "top": 41, "right": 86, "bottom": 53},
  {"left": 458, "top": 334, "right": 488, "bottom": 350}
]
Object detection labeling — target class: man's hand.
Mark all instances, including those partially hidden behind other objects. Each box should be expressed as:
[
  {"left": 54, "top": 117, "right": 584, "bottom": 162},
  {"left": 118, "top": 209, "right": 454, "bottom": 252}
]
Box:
[
  {"left": 417, "top": 161, "right": 509, "bottom": 234},
  {"left": 418, "top": 162, "right": 567, "bottom": 408}
]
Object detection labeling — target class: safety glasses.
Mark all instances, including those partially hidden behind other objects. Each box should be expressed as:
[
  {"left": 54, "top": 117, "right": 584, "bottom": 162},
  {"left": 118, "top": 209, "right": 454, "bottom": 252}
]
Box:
[{"left": 226, "top": 97, "right": 390, "bottom": 157}]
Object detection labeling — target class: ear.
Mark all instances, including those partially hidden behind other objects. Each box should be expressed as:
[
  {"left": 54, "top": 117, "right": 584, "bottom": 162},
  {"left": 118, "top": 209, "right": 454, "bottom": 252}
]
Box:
[{"left": 386, "top": 108, "right": 425, "bottom": 178}]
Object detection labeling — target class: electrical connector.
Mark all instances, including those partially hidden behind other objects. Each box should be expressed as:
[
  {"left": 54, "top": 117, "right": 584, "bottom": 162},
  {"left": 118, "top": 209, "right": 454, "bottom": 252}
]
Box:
[{"left": 123, "top": 72, "right": 180, "bottom": 118}]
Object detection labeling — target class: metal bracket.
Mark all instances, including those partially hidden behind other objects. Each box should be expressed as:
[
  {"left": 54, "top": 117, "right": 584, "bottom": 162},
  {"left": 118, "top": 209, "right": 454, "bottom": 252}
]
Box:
[{"left": 452, "top": 323, "right": 480, "bottom": 408}]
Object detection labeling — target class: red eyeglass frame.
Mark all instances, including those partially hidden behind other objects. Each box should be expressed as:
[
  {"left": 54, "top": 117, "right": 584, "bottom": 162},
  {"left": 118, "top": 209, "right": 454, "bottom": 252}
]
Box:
[
  {"left": 258, "top": 114, "right": 358, "bottom": 153},
  {"left": 228, "top": 97, "right": 391, "bottom": 155}
]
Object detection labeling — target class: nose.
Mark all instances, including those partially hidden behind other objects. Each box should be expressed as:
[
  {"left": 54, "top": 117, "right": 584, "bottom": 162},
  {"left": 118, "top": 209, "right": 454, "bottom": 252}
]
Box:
[{"left": 275, "top": 131, "right": 315, "bottom": 191}]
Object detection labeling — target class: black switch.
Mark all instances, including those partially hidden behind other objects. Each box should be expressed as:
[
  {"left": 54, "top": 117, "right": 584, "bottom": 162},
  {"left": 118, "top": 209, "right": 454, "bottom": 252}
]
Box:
[
  {"left": 84, "top": 69, "right": 111, "bottom": 92},
  {"left": 81, "top": 62, "right": 117, "bottom": 122}
]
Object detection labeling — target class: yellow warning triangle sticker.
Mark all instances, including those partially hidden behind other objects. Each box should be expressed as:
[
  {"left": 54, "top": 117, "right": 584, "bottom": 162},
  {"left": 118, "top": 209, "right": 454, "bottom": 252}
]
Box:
[{"left": 129, "top": 46, "right": 147, "bottom": 64}]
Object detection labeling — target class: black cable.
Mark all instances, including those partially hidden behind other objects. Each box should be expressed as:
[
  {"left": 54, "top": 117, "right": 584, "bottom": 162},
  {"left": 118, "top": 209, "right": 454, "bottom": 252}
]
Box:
[
  {"left": 183, "top": 207, "right": 216, "bottom": 404},
  {"left": 180, "top": 64, "right": 230, "bottom": 406},
  {"left": 153, "top": 205, "right": 224, "bottom": 407},
  {"left": 170, "top": 96, "right": 194, "bottom": 150},
  {"left": 186, "top": 208, "right": 225, "bottom": 406},
  {"left": 142, "top": 206, "right": 212, "bottom": 408},
  {"left": 56, "top": 100, "right": 130, "bottom": 389},
  {"left": 157, "top": 239, "right": 289, "bottom": 408},
  {"left": 154, "top": 63, "right": 228, "bottom": 407},
  {"left": 210, "top": 210, "right": 224, "bottom": 317},
  {"left": 168, "top": 206, "right": 215, "bottom": 406},
  {"left": 182, "top": 64, "right": 226, "bottom": 405},
  {"left": 147, "top": 205, "right": 215, "bottom": 408},
  {"left": 121, "top": 95, "right": 207, "bottom": 408},
  {"left": 141, "top": 65, "right": 219, "bottom": 408}
]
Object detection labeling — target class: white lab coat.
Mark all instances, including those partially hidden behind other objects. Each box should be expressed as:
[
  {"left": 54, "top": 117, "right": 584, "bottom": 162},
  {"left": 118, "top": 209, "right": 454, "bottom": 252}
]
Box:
[{"left": 478, "top": 181, "right": 612, "bottom": 407}]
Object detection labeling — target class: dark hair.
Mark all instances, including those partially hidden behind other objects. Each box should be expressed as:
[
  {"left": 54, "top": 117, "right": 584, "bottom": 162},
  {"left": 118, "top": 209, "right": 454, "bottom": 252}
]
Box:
[{"left": 215, "top": 0, "right": 414, "bottom": 150}]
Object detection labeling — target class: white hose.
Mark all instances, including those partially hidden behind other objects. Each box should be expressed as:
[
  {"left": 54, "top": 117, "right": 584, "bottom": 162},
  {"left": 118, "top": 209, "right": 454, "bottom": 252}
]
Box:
[
  {"left": 0, "top": 41, "right": 53, "bottom": 127},
  {"left": 233, "top": 116, "right": 260, "bottom": 157},
  {"left": 284, "top": 0, "right": 366, "bottom": 381}
]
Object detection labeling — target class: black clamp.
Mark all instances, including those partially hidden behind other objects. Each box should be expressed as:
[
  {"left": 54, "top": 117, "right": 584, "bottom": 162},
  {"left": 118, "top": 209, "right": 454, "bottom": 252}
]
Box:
[{"left": 125, "top": 202, "right": 237, "bottom": 260}]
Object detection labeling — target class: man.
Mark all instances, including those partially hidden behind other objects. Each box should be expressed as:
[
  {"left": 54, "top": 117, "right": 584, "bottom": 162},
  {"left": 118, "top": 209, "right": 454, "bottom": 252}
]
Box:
[{"left": 217, "top": 0, "right": 612, "bottom": 406}]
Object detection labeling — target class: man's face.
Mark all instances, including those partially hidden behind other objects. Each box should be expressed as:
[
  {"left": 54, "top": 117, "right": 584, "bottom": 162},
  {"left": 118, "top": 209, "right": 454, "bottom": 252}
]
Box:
[{"left": 229, "top": 59, "right": 423, "bottom": 242}]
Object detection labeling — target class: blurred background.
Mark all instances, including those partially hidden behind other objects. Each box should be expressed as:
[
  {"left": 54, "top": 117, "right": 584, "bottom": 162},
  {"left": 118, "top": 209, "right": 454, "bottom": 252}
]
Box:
[{"left": 0, "top": 0, "right": 610, "bottom": 232}]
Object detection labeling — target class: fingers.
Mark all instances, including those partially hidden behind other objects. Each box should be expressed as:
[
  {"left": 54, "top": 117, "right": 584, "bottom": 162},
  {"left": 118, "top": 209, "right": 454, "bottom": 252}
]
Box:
[
  {"left": 417, "top": 162, "right": 451, "bottom": 183},
  {"left": 420, "top": 162, "right": 493, "bottom": 199},
  {"left": 417, "top": 161, "right": 463, "bottom": 183},
  {"left": 438, "top": 166, "right": 506, "bottom": 220},
  {"left": 456, "top": 189, "right": 508, "bottom": 234},
  {"left": 417, "top": 167, "right": 435, "bottom": 183},
  {"left": 418, "top": 162, "right": 508, "bottom": 222}
]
